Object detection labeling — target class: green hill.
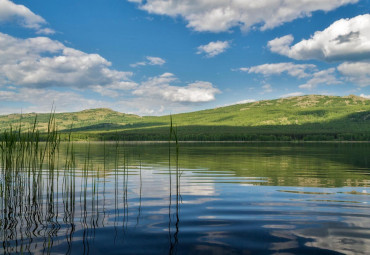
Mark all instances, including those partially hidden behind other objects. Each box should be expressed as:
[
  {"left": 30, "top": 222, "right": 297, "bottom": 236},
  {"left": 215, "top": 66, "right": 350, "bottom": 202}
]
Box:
[
  {"left": 1, "top": 95, "right": 370, "bottom": 141},
  {"left": 0, "top": 108, "right": 141, "bottom": 131}
]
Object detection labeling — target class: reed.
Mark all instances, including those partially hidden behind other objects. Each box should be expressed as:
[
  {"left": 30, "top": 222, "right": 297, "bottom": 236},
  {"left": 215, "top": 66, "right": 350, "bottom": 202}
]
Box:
[
  {"left": 0, "top": 112, "right": 181, "bottom": 254},
  {"left": 168, "top": 115, "right": 181, "bottom": 254},
  {"left": 0, "top": 110, "right": 63, "bottom": 254}
]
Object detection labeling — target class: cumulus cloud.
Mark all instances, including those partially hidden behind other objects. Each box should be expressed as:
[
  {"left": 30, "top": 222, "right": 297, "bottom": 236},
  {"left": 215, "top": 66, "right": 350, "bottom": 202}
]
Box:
[
  {"left": 0, "top": 32, "right": 220, "bottom": 115},
  {"left": 197, "top": 41, "right": 230, "bottom": 58},
  {"left": 299, "top": 68, "right": 341, "bottom": 90},
  {"left": 337, "top": 61, "right": 370, "bottom": 87},
  {"left": 268, "top": 14, "right": 370, "bottom": 62},
  {"left": 133, "top": 73, "right": 220, "bottom": 103},
  {"left": 130, "top": 56, "right": 166, "bottom": 67},
  {"left": 90, "top": 81, "right": 138, "bottom": 98},
  {"left": 360, "top": 94, "right": 370, "bottom": 99},
  {"left": 0, "top": 0, "right": 54, "bottom": 34},
  {"left": 238, "top": 62, "right": 346, "bottom": 90},
  {"left": 0, "top": 32, "right": 136, "bottom": 90},
  {"left": 116, "top": 97, "right": 179, "bottom": 116},
  {"left": 128, "top": 0, "right": 357, "bottom": 32},
  {"left": 239, "top": 62, "right": 316, "bottom": 78},
  {"left": 268, "top": 35, "right": 294, "bottom": 56},
  {"left": 0, "top": 88, "right": 111, "bottom": 114}
]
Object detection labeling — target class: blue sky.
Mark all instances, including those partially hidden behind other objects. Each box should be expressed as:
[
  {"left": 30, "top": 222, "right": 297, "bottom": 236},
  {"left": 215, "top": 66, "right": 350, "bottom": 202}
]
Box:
[{"left": 0, "top": 0, "right": 369, "bottom": 115}]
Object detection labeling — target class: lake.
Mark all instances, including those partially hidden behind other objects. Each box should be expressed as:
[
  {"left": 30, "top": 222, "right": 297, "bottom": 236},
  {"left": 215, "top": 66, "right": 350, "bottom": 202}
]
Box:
[{"left": 1, "top": 142, "right": 369, "bottom": 254}]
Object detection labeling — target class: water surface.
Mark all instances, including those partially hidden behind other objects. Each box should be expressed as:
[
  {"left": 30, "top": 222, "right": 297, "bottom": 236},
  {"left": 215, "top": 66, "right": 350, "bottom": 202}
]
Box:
[{"left": 1, "top": 142, "right": 369, "bottom": 254}]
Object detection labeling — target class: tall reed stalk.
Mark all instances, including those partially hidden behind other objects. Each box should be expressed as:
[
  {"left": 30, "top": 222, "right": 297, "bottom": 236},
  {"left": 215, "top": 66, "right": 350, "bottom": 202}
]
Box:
[{"left": 0, "top": 111, "right": 180, "bottom": 254}]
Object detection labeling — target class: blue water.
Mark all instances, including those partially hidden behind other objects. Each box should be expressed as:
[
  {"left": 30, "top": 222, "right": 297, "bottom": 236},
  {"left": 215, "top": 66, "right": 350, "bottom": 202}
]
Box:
[{"left": 1, "top": 142, "right": 369, "bottom": 254}]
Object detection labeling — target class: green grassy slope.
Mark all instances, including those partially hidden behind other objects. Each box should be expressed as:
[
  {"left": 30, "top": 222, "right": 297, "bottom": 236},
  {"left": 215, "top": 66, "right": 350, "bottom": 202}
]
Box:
[
  {"left": 1, "top": 95, "right": 370, "bottom": 141},
  {"left": 0, "top": 108, "right": 141, "bottom": 131},
  {"left": 170, "top": 95, "right": 369, "bottom": 125}
]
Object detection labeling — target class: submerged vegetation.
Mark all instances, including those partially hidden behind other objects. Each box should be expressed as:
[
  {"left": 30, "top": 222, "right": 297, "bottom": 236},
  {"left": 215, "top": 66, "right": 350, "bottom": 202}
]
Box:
[{"left": 1, "top": 95, "right": 369, "bottom": 141}]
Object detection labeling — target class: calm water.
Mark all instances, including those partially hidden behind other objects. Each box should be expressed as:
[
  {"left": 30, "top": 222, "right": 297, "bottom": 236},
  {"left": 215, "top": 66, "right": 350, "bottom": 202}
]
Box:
[{"left": 1, "top": 142, "right": 370, "bottom": 254}]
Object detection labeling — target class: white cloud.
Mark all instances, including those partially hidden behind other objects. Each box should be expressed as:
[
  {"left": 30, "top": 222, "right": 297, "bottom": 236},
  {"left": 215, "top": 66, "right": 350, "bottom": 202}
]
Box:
[
  {"left": 262, "top": 84, "right": 273, "bottom": 93},
  {"left": 133, "top": 73, "right": 220, "bottom": 103},
  {"left": 337, "top": 61, "right": 370, "bottom": 87},
  {"left": 197, "top": 41, "right": 230, "bottom": 58},
  {"left": 130, "top": 56, "right": 166, "bottom": 67},
  {"left": 238, "top": 62, "right": 349, "bottom": 90},
  {"left": 0, "top": 88, "right": 111, "bottom": 114},
  {"left": 0, "top": 90, "right": 15, "bottom": 100},
  {"left": 117, "top": 97, "right": 181, "bottom": 116},
  {"left": 130, "top": 61, "right": 146, "bottom": 67},
  {"left": 280, "top": 92, "right": 304, "bottom": 98},
  {"left": 128, "top": 0, "right": 357, "bottom": 32},
  {"left": 36, "top": 28, "right": 55, "bottom": 35},
  {"left": 268, "top": 14, "right": 370, "bottom": 62},
  {"left": 147, "top": 56, "right": 166, "bottom": 65},
  {"left": 240, "top": 62, "right": 316, "bottom": 78},
  {"left": 360, "top": 94, "right": 370, "bottom": 99},
  {"left": 268, "top": 35, "right": 295, "bottom": 56},
  {"left": 0, "top": 32, "right": 220, "bottom": 115},
  {"left": 299, "top": 68, "right": 341, "bottom": 90},
  {"left": 0, "top": 32, "right": 136, "bottom": 90},
  {"left": 91, "top": 81, "right": 138, "bottom": 98},
  {"left": 0, "top": 0, "right": 54, "bottom": 34}
]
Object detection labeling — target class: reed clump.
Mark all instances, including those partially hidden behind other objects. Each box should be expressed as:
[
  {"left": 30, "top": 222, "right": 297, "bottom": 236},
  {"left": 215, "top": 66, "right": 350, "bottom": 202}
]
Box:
[
  {"left": 0, "top": 113, "right": 180, "bottom": 254},
  {"left": 0, "top": 110, "right": 61, "bottom": 173},
  {"left": 0, "top": 110, "right": 70, "bottom": 254}
]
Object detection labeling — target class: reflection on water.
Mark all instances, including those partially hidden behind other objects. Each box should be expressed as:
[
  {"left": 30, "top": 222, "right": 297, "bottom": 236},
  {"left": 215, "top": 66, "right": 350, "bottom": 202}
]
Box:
[{"left": 1, "top": 142, "right": 370, "bottom": 254}]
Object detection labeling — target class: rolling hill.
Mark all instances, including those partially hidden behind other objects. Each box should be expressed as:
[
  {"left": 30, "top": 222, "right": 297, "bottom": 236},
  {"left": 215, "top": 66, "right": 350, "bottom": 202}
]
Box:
[{"left": 1, "top": 95, "right": 370, "bottom": 141}]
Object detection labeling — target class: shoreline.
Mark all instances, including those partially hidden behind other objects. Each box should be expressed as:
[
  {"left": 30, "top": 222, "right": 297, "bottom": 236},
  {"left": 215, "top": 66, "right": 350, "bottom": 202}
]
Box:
[{"left": 65, "top": 140, "right": 370, "bottom": 144}]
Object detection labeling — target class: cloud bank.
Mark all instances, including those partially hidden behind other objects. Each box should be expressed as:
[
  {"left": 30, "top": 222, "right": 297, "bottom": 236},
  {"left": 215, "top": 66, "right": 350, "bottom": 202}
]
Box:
[
  {"left": 0, "top": 31, "right": 220, "bottom": 114},
  {"left": 338, "top": 61, "right": 370, "bottom": 87},
  {"left": 0, "top": 32, "right": 135, "bottom": 90},
  {"left": 238, "top": 62, "right": 316, "bottom": 78},
  {"left": 0, "top": 87, "right": 110, "bottom": 114},
  {"left": 0, "top": 0, "right": 54, "bottom": 34},
  {"left": 299, "top": 68, "right": 341, "bottom": 90},
  {"left": 128, "top": 0, "right": 358, "bottom": 32},
  {"left": 268, "top": 14, "right": 370, "bottom": 62},
  {"left": 133, "top": 73, "right": 220, "bottom": 103}
]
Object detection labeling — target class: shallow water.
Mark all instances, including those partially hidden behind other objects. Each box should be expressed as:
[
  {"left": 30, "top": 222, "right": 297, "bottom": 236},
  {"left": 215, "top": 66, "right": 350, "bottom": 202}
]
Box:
[{"left": 1, "top": 142, "right": 370, "bottom": 254}]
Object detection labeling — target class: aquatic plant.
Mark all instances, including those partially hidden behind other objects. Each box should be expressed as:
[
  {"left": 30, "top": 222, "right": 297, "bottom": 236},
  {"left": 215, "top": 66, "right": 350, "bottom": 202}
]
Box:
[{"left": 0, "top": 114, "right": 182, "bottom": 254}]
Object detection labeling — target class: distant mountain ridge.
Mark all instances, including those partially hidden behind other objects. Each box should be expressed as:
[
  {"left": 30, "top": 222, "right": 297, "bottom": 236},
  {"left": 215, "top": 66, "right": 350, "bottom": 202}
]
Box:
[{"left": 1, "top": 95, "right": 369, "bottom": 141}]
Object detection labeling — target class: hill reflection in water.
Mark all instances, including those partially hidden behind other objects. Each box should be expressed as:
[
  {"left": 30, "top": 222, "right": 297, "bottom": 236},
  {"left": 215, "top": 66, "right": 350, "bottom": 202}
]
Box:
[{"left": 1, "top": 142, "right": 369, "bottom": 254}]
